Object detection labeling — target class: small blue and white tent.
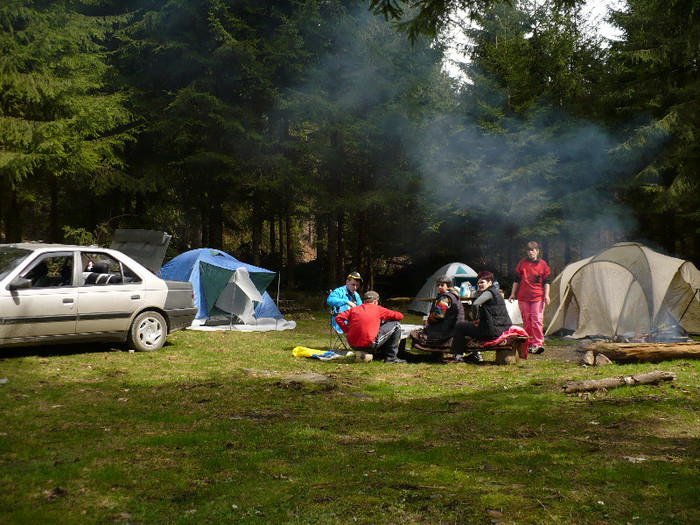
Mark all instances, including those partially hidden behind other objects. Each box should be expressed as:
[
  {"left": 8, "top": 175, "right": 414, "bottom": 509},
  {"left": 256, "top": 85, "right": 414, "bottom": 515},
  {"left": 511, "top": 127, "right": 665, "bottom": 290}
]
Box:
[{"left": 160, "top": 248, "right": 294, "bottom": 330}]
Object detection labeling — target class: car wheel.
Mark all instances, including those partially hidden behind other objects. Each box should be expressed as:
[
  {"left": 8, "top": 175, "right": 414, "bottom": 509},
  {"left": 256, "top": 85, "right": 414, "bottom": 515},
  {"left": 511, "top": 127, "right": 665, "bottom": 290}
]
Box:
[{"left": 128, "top": 311, "right": 167, "bottom": 352}]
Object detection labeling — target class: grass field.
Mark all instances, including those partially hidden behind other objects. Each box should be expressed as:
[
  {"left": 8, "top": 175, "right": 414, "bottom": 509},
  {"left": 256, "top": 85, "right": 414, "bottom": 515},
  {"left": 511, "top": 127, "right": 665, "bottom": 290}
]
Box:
[{"left": 1, "top": 309, "right": 699, "bottom": 524}]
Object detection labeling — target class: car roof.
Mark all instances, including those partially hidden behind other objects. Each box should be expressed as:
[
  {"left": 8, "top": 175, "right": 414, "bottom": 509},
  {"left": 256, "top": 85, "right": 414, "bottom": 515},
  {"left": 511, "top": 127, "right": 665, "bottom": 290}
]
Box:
[
  {"left": 3, "top": 243, "right": 104, "bottom": 252},
  {"left": 2, "top": 243, "right": 163, "bottom": 278}
]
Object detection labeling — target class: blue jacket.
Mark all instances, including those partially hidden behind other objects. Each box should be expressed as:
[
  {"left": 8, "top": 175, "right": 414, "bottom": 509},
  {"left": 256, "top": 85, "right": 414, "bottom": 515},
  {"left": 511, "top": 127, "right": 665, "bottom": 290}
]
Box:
[{"left": 327, "top": 285, "right": 362, "bottom": 332}]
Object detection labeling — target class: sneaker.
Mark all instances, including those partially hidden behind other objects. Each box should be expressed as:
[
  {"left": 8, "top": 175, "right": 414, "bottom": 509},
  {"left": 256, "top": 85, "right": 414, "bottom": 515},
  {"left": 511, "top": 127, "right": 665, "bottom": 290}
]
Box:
[
  {"left": 384, "top": 357, "right": 407, "bottom": 364},
  {"left": 533, "top": 346, "right": 545, "bottom": 354},
  {"left": 465, "top": 351, "right": 483, "bottom": 363}
]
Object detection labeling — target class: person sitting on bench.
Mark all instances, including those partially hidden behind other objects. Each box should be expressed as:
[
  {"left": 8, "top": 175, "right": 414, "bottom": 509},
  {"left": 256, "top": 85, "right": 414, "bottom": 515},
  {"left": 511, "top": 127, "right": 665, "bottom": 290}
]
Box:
[
  {"left": 335, "top": 290, "right": 406, "bottom": 364},
  {"left": 410, "top": 274, "right": 464, "bottom": 350},
  {"left": 452, "top": 270, "right": 513, "bottom": 363}
]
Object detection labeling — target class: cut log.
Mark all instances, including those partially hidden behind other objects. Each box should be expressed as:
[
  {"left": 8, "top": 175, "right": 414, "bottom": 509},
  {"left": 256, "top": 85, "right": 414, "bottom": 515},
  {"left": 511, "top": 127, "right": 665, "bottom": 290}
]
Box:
[
  {"left": 495, "top": 347, "right": 519, "bottom": 365},
  {"left": 563, "top": 370, "right": 676, "bottom": 393},
  {"left": 585, "top": 341, "right": 700, "bottom": 363}
]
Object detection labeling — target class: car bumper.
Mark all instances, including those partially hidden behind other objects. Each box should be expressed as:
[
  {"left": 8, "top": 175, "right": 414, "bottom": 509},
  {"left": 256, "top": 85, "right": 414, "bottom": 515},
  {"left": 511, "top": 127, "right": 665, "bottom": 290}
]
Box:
[{"left": 166, "top": 307, "right": 198, "bottom": 332}]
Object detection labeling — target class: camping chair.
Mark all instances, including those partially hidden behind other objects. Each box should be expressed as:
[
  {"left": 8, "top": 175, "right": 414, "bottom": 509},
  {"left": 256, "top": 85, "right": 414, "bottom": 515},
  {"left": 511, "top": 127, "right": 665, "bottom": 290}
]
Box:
[{"left": 329, "top": 303, "right": 351, "bottom": 352}]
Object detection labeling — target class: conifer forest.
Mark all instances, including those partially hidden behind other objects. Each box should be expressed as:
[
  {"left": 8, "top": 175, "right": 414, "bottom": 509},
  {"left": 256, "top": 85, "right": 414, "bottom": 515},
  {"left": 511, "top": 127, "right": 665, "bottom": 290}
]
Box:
[{"left": 2, "top": 0, "right": 699, "bottom": 292}]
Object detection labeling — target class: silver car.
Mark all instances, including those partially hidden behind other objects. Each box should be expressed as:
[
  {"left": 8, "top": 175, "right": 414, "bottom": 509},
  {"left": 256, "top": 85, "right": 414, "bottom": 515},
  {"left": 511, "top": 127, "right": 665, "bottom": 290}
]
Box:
[{"left": 0, "top": 243, "right": 197, "bottom": 351}]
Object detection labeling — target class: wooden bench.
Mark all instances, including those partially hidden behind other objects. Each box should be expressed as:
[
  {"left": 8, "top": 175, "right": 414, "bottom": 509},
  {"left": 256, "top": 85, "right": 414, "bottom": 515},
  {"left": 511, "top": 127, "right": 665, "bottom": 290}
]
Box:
[{"left": 410, "top": 336, "right": 529, "bottom": 365}]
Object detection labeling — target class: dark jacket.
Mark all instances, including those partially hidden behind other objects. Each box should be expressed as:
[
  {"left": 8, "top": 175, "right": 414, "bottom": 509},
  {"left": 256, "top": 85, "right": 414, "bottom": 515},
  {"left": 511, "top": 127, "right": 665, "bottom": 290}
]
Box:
[
  {"left": 424, "top": 288, "right": 464, "bottom": 343},
  {"left": 480, "top": 284, "right": 513, "bottom": 339}
]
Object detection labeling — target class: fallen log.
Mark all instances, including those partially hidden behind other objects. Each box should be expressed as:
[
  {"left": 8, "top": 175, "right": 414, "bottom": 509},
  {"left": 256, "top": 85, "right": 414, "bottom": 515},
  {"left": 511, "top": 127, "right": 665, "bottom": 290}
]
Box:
[
  {"left": 585, "top": 341, "right": 700, "bottom": 363},
  {"left": 563, "top": 370, "right": 676, "bottom": 393}
]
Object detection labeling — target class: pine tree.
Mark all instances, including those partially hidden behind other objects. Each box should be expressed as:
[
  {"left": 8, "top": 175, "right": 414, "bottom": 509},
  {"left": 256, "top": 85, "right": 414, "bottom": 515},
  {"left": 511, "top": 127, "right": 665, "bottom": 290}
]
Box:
[
  {"left": 608, "top": 0, "right": 700, "bottom": 257},
  {"left": 0, "top": 0, "right": 132, "bottom": 241}
]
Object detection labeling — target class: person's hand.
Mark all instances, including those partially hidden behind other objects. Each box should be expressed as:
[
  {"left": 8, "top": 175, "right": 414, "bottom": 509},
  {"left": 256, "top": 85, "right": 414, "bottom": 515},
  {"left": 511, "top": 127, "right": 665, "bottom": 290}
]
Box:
[
  {"left": 347, "top": 301, "right": 357, "bottom": 308},
  {"left": 544, "top": 296, "right": 551, "bottom": 305},
  {"left": 508, "top": 295, "right": 515, "bottom": 302}
]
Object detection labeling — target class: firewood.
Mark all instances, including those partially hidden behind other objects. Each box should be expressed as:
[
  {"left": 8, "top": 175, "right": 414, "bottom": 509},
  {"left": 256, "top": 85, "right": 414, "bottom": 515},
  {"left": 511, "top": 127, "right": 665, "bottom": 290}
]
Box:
[
  {"left": 585, "top": 341, "right": 700, "bottom": 363},
  {"left": 563, "top": 370, "right": 676, "bottom": 393}
]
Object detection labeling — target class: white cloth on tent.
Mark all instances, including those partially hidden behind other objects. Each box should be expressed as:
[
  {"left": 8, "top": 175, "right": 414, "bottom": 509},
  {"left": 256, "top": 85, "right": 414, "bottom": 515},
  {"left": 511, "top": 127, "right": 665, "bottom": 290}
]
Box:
[
  {"left": 214, "top": 267, "right": 263, "bottom": 324},
  {"left": 505, "top": 299, "right": 523, "bottom": 325}
]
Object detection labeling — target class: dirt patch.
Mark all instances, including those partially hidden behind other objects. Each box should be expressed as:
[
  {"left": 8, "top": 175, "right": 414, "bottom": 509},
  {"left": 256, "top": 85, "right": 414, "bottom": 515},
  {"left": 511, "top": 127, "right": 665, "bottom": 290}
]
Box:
[{"left": 529, "top": 344, "right": 582, "bottom": 362}]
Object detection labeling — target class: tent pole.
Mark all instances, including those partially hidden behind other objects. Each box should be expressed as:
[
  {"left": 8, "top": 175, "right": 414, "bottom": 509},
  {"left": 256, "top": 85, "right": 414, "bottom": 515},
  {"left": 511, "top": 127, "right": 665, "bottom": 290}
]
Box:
[
  {"left": 678, "top": 288, "right": 699, "bottom": 325},
  {"left": 275, "top": 272, "right": 281, "bottom": 330},
  {"left": 229, "top": 272, "right": 237, "bottom": 331}
]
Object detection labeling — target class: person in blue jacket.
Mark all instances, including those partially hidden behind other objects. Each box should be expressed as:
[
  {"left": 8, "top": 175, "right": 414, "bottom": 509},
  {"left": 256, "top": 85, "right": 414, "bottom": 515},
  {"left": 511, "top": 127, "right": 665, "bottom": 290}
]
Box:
[{"left": 328, "top": 271, "right": 363, "bottom": 332}]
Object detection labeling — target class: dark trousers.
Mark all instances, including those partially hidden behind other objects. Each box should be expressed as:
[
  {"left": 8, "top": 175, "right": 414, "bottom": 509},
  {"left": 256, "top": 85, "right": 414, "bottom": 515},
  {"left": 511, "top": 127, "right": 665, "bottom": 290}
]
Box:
[
  {"left": 352, "top": 321, "right": 401, "bottom": 360},
  {"left": 451, "top": 321, "right": 488, "bottom": 355}
]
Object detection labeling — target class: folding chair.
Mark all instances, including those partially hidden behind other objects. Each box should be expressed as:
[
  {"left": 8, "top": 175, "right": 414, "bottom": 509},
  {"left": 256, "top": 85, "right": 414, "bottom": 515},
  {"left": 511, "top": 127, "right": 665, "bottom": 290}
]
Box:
[{"left": 329, "top": 304, "right": 351, "bottom": 352}]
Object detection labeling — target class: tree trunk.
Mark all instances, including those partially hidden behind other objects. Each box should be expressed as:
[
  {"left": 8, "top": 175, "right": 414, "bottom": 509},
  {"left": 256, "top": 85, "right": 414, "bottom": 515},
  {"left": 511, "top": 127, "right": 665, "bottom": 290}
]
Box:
[
  {"left": 563, "top": 370, "right": 676, "bottom": 393},
  {"left": 336, "top": 212, "right": 345, "bottom": 280},
  {"left": 285, "top": 190, "right": 294, "bottom": 286},
  {"left": 269, "top": 211, "right": 276, "bottom": 264},
  {"left": 366, "top": 243, "right": 374, "bottom": 290},
  {"left": 200, "top": 203, "right": 209, "bottom": 248},
  {"left": 313, "top": 214, "right": 322, "bottom": 262},
  {"left": 327, "top": 214, "right": 337, "bottom": 289},
  {"left": 252, "top": 188, "right": 263, "bottom": 266},
  {"left": 505, "top": 224, "right": 517, "bottom": 282},
  {"left": 0, "top": 177, "right": 5, "bottom": 242},
  {"left": 277, "top": 214, "right": 284, "bottom": 266},
  {"left": 210, "top": 191, "right": 223, "bottom": 249},
  {"left": 5, "top": 185, "right": 22, "bottom": 242},
  {"left": 541, "top": 239, "right": 549, "bottom": 268},
  {"left": 585, "top": 341, "right": 700, "bottom": 363},
  {"left": 356, "top": 213, "right": 365, "bottom": 278},
  {"left": 48, "top": 172, "right": 59, "bottom": 242}
]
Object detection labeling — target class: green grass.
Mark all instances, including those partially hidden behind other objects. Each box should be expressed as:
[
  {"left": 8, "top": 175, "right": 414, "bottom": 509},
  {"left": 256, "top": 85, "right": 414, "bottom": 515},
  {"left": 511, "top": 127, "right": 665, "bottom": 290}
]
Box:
[{"left": 1, "top": 311, "right": 699, "bottom": 524}]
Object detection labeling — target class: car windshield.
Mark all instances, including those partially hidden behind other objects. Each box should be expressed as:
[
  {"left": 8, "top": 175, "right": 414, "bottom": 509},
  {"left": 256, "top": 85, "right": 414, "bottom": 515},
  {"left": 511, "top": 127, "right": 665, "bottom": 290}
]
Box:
[{"left": 0, "top": 246, "right": 33, "bottom": 281}]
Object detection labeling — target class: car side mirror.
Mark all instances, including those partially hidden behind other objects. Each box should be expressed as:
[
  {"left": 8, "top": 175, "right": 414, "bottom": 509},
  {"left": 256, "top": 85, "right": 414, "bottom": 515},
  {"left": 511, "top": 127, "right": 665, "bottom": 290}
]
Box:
[{"left": 9, "top": 277, "right": 32, "bottom": 290}]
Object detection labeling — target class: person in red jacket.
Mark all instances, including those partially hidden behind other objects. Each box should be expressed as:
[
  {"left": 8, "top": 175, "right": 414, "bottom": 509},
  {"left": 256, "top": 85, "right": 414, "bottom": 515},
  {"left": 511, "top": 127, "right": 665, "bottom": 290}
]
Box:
[
  {"left": 335, "top": 290, "right": 406, "bottom": 363},
  {"left": 508, "top": 241, "right": 551, "bottom": 354}
]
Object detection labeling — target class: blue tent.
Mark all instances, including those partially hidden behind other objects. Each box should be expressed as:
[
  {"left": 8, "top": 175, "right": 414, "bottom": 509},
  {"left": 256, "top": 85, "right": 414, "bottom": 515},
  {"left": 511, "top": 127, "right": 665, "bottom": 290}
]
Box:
[
  {"left": 256, "top": 291, "right": 284, "bottom": 320},
  {"left": 160, "top": 248, "right": 282, "bottom": 320}
]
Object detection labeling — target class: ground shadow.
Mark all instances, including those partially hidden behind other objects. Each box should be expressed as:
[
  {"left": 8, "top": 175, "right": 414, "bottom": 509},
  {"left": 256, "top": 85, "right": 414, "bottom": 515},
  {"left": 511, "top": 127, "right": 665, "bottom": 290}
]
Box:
[{"left": 0, "top": 340, "right": 174, "bottom": 359}]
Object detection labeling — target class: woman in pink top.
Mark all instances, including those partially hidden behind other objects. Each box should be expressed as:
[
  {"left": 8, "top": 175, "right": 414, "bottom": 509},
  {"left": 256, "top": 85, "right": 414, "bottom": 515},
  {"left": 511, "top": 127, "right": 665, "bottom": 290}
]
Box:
[{"left": 508, "top": 241, "right": 551, "bottom": 354}]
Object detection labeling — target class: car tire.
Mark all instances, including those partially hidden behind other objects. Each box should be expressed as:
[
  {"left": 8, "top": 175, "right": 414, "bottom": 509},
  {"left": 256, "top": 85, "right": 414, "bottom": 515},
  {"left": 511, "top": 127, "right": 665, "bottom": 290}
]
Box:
[{"left": 128, "top": 310, "right": 167, "bottom": 352}]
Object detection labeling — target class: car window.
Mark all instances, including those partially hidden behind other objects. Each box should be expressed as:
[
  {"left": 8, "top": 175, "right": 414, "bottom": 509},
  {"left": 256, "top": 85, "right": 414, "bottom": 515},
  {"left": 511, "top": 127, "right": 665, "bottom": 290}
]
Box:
[
  {"left": 0, "top": 246, "right": 32, "bottom": 281},
  {"left": 22, "top": 254, "right": 74, "bottom": 288},
  {"left": 81, "top": 252, "right": 142, "bottom": 286}
]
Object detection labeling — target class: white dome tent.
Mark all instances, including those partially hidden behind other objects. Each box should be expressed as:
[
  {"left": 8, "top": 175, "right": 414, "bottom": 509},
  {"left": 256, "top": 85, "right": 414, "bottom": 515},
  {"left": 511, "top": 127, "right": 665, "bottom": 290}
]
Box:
[
  {"left": 545, "top": 242, "right": 700, "bottom": 339},
  {"left": 408, "top": 262, "right": 478, "bottom": 316}
]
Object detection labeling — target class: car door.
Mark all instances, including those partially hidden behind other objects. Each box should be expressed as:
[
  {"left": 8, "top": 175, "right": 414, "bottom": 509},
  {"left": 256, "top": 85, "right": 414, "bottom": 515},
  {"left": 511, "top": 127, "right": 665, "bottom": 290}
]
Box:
[
  {"left": 0, "top": 252, "right": 78, "bottom": 341},
  {"left": 76, "top": 251, "right": 146, "bottom": 335}
]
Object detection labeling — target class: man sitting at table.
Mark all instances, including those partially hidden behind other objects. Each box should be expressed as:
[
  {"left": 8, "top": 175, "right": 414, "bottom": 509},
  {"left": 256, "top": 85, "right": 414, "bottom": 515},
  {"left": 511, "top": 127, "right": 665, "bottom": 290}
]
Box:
[
  {"left": 335, "top": 291, "right": 406, "bottom": 363},
  {"left": 410, "top": 275, "right": 464, "bottom": 350}
]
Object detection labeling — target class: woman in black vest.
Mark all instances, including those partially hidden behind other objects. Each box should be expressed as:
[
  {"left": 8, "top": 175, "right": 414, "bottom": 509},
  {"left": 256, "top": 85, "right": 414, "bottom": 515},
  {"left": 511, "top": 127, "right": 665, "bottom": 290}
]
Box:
[{"left": 452, "top": 270, "right": 513, "bottom": 363}]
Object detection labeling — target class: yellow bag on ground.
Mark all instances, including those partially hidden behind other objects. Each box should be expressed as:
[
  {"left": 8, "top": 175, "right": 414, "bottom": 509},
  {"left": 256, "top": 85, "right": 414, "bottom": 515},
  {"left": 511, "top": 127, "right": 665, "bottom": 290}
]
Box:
[{"left": 292, "top": 346, "right": 327, "bottom": 358}]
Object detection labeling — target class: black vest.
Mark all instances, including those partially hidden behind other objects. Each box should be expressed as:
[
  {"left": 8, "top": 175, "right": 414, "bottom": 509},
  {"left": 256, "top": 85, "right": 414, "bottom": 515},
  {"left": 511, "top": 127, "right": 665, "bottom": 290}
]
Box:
[{"left": 480, "top": 284, "right": 513, "bottom": 339}]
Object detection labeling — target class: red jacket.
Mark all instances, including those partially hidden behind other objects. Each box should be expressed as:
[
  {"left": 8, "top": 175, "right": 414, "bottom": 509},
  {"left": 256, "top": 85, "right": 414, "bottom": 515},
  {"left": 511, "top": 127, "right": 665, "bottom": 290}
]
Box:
[
  {"left": 335, "top": 303, "right": 403, "bottom": 347},
  {"left": 514, "top": 258, "right": 551, "bottom": 302}
]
